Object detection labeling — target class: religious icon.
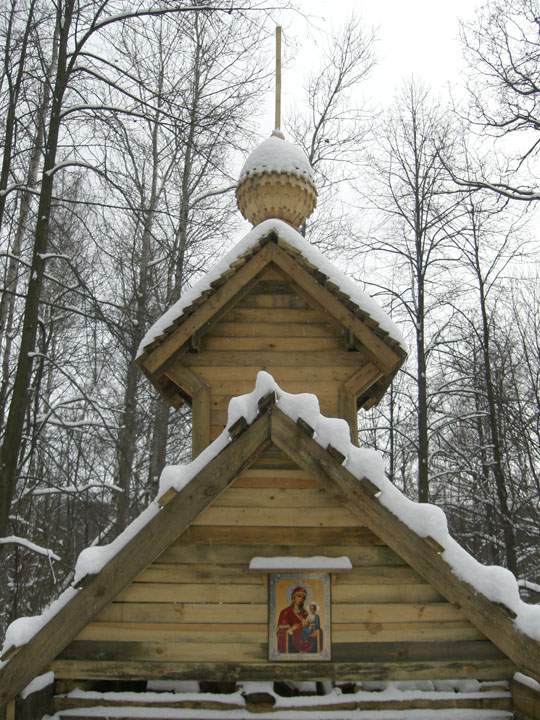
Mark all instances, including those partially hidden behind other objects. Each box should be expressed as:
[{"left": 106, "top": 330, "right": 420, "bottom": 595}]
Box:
[{"left": 268, "top": 573, "right": 331, "bottom": 661}]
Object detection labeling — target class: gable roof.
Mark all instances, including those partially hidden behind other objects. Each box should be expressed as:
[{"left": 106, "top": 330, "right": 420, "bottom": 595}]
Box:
[
  {"left": 136, "top": 219, "right": 407, "bottom": 383},
  {"left": 1, "top": 373, "right": 539, "bottom": 706}
]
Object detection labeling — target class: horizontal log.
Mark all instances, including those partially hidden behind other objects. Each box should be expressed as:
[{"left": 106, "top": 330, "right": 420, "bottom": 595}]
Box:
[
  {"left": 212, "top": 488, "right": 342, "bottom": 509},
  {"left": 192, "top": 506, "right": 359, "bottom": 528},
  {"left": 116, "top": 582, "right": 266, "bottom": 604},
  {"left": 158, "top": 544, "right": 404, "bottom": 566},
  {"left": 182, "top": 350, "right": 366, "bottom": 367},
  {"left": 203, "top": 336, "right": 344, "bottom": 352},
  {"left": 51, "top": 658, "right": 516, "bottom": 682},
  {"left": 174, "top": 525, "right": 382, "bottom": 547},
  {"left": 60, "top": 639, "right": 503, "bottom": 665},
  {"left": 76, "top": 620, "right": 484, "bottom": 645},
  {"left": 95, "top": 602, "right": 465, "bottom": 625},
  {"left": 207, "top": 321, "right": 342, "bottom": 338}
]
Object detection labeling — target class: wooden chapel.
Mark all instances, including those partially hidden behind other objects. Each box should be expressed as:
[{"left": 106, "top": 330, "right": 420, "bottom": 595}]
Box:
[{"left": 1, "top": 36, "right": 540, "bottom": 720}]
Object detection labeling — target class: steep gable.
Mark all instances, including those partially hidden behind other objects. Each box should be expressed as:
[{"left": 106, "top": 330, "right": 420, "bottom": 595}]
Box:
[
  {"left": 137, "top": 221, "right": 407, "bottom": 455},
  {"left": 1, "top": 374, "right": 539, "bottom": 707}
]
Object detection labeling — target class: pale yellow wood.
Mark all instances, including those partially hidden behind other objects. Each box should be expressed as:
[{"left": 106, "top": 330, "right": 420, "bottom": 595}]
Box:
[
  {"left": 183, "top": 350, "right": 366, "bottom": 367},
  {"left": 213, "top": 487, "right": 342, "bottom": 508},
  {"left": 239, "top": 292, "right": 310, "bottom": 309},
  {"left": 332, "top": 583, "right": 444, "bottom": 604},
  {"left": 77, "top": 622, "right": 266, "bottom": 644},
  {"left": 197, "top": 365, "right": 356, "bottom": 382},
  {"left": 176, "top": 525, "right": 378, "bottom": 547},
  {"left": 203, "top": 336, "right": 343, "bottom": 351},
  {"left": 192, "top": 505, "right": 360, "bottom": 527},
  {"left": 116, "top": 582, "right": 266, "bottom": 604},
  {"left": 332, "top": 622, "right": 484, "bottom": 643},
  {"left": 237, "top": 467, "right": 310, "bottom": 480},
  {"left": 332, "top": 603, "right": 466, "bottom": 623},
  {"left": 95, "top": 602, "right": 464, "bottom": 626},
  {"left": 223, "top": 308, "right": 329, "bottom": 323},
  {"left": 77, "top": 620, "right": 483, "bottom": 645},
  {"left": 96, "top": 602, "right": 267, "bottom": 624},
  {"left": 209, "top": 378, "right": 341, "bottom": 396},
  {"left": 5, "top": 699, "right": 15, "bottom": 720},
  {"left": 232, "top": 475, "right": 319, "bottom": 489},
  {"left": 158, "top": 544, "right": 404, "bottom": 566},
  {"left": 70, "top": 640, "right": 267, "bottom": 663},
  {"left": 208, "top": 321, "right": 342, "bottom": 338},
  {"left": 135, "top": 564, "right": 264, "bottom": 585}
]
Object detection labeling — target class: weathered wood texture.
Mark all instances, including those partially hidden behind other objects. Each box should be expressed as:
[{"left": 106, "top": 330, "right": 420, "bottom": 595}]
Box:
[
  {"left": 270, "top": 408, "right": 540, "bottom": 682},
  {"left": 0, "top": 413, "right": 271, "bottom": 706},
  {"left": 56, "top": 454, "right": 509, "bottom": 681},
  {"left": 164, "top": 264, "right": 390, "bottom": 450},
  {"left": 512, "top": 676, "right": 540, "bottom": 719}
]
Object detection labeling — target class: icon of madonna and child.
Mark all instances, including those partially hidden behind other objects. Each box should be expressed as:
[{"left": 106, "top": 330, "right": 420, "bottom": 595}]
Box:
[{"left": 269, "top": 574, "right": 331, "bottom": 661}]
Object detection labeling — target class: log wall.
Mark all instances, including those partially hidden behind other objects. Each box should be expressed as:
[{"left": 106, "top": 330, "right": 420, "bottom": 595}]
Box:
[{"left": 58, "top": 456, "right": 514, "bottom": 682}]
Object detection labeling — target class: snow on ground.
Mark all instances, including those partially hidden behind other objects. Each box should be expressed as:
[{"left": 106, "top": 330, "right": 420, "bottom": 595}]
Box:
[
  {"left": 249, "top": 556, "right": 352, "bottom": 570},
  {"left": 44, "top": 708, "right": 513, "bottom": 719},
  {"left": 3, "top": 371, "right": 540, "bottom": 666},
  {"left": 136, "top": 218, "right": 406, "bottom": 357}
]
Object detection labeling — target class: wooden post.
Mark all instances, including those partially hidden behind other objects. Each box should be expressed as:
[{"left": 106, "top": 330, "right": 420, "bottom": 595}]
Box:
[{"left": 275, "top": 26, "right": 282, "bottom": 131}]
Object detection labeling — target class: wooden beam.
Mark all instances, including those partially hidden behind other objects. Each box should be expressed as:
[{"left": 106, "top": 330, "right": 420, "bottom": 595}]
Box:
[
  {"left": 269, "top": 244, "right": 402, "bottom": 374},
  {"left": 50, "top": 658, "right": 515, "bottom": 682},
  {"left": 164, "top": 364, "right": 210, "bottom": 457},
  {"left": 269, "top": 408, "right": 540, "bottom": 681},
  {"left": 512, "top": 676, "right": 540, "bottom": 719},
  {"left": 140, "top": 243, "right": 274, "bottom": 376},
  {"left": 0, "top": 413, "right": 272, "bottom": 707}
]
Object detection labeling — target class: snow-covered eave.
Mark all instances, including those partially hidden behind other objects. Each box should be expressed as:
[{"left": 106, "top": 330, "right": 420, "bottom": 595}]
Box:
[
  {"left": 136, "top": 219, "right": 408, "bottom": 361},
  {"left": 2, "top": 372, "right": 539, "bottom": 677}
]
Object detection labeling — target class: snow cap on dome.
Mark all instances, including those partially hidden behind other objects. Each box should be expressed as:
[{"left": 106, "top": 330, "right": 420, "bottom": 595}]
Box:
[{"left": 239, "top": 130, "right": 315, "bottom": 183}]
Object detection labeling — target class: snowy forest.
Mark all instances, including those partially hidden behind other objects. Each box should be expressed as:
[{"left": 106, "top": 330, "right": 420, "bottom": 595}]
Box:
[{"left": 0, "top": 0, "right": 539, "bottom": 638}]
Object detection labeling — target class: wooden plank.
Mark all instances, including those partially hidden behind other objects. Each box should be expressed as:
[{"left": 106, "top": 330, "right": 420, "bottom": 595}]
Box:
[
  {"left": 158, "top": 544, "right": 404, "bottom": 566},
  {"left": 60, "top": 640, "right": 266, "bottom": 663},
  {"left": 233, "top": 475, "right": 319, "bottom": 489},
  {"left": 197, "top": 365, "right": 356, "bottom": 382},
  {"left": 60, "top": 639, "right": 502, "bottom": 665},
  {"left": 512, "top": 676, "right": 540, "bottom": 718},
  {"left": 94, "top": 602, "right": 464, "bottom": 625},
  {"left": 77, "top": 622, "right": 266, "bottom": 644},
  {"left": 210, "top": 380, "right": 340, "bottom": 400},
  {"left": 207, "top": 321, "right": 342, "bottom": 338},
  {"left": 270, "top": 407, "right": 540, "bottom": 680},
  {"left": 134, "top": 564, "right": 265, "bottom": 584},
  {"left": 238, "top": 291, "right": 310, "bottom": 309},
  {"left": 116, "top": 582, "right": 267, "bottom": 604},
  {"left": 175, "top": 525, "right": 381, "bottom": 547},
  {"left": 0, "top": 413, "right": 272, "bottom": 706},
  {"left": 223, "top": 307, "right": 329, "bottom": 323},
  {"left": 192, "top": 506, "right": 359, "bottom": 527},
  {"left": 331, "top": 640, "right": 504, "bottom": 663},
  {"left": 332, "top": 621, "right": 484, "bottom": 643},
  {"left": 211, "top": 487, "right": 343, "bottom": 508},
  {"left": 332, "top": 583, "right": 444, "bottom": 604},
  {"left": 51, "top": 658, "right": 516, "bottom": 681},
  {"left": 95, "top": 603, "right": 267, "bottom": 625},
  {"left": 332, "top": 603, "right": 466, "bottom": 623},
  {"left": 5, "top": 701, "right": 14, "bottom": 720},
  {"left": 202, "top": 336, "right": 344, "bottom": 351},
  {"left": 78, "top": 620, "right": 483, "bottom": 644},
  {"left": 270, "top": 244, "right": 402, "bottom": 373},
  {"left": 182, "top": 350, "right": 366, "bottom": 367},
  {"left": 140, "top": 243, "right": 274, "bottom": 375}
]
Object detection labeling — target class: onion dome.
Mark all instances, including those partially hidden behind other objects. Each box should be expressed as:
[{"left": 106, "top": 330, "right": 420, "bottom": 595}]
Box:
[{"left": 236, "top": 130, "right": 317, "bottom": 228}]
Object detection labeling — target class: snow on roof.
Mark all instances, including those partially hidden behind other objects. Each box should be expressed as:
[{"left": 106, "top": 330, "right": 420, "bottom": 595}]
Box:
[
  {"left": 249, "top": 556, "right": 352, "bottom": 571},
  {"left": 137, "top": 218, "right": 407, "bottom": 358},
  {"left": 2, "top": 371, "right": 539, "bottom": 666},
  {"left": 238, "top": 130, "right": 315, "bottom": 183}
]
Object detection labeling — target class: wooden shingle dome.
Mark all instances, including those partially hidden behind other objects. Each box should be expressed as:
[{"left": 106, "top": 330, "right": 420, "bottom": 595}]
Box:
[{"left": 236, "top": 130, "right": 317, "bottom": 228}]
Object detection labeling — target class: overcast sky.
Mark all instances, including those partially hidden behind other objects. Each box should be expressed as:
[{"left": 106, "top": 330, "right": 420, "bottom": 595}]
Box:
[{"left": 253, "top": 0, "right": 485, "bottom": 136}]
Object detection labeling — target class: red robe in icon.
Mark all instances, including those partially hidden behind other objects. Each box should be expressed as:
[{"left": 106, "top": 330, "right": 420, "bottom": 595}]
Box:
[{"left": 276, "top": 605, "right": 322, "bottom": 654}]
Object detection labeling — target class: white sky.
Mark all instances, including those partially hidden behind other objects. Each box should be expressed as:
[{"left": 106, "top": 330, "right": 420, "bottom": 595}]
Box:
[{"left": 255, "top": 0, "right": 484, "bottom": 134}]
